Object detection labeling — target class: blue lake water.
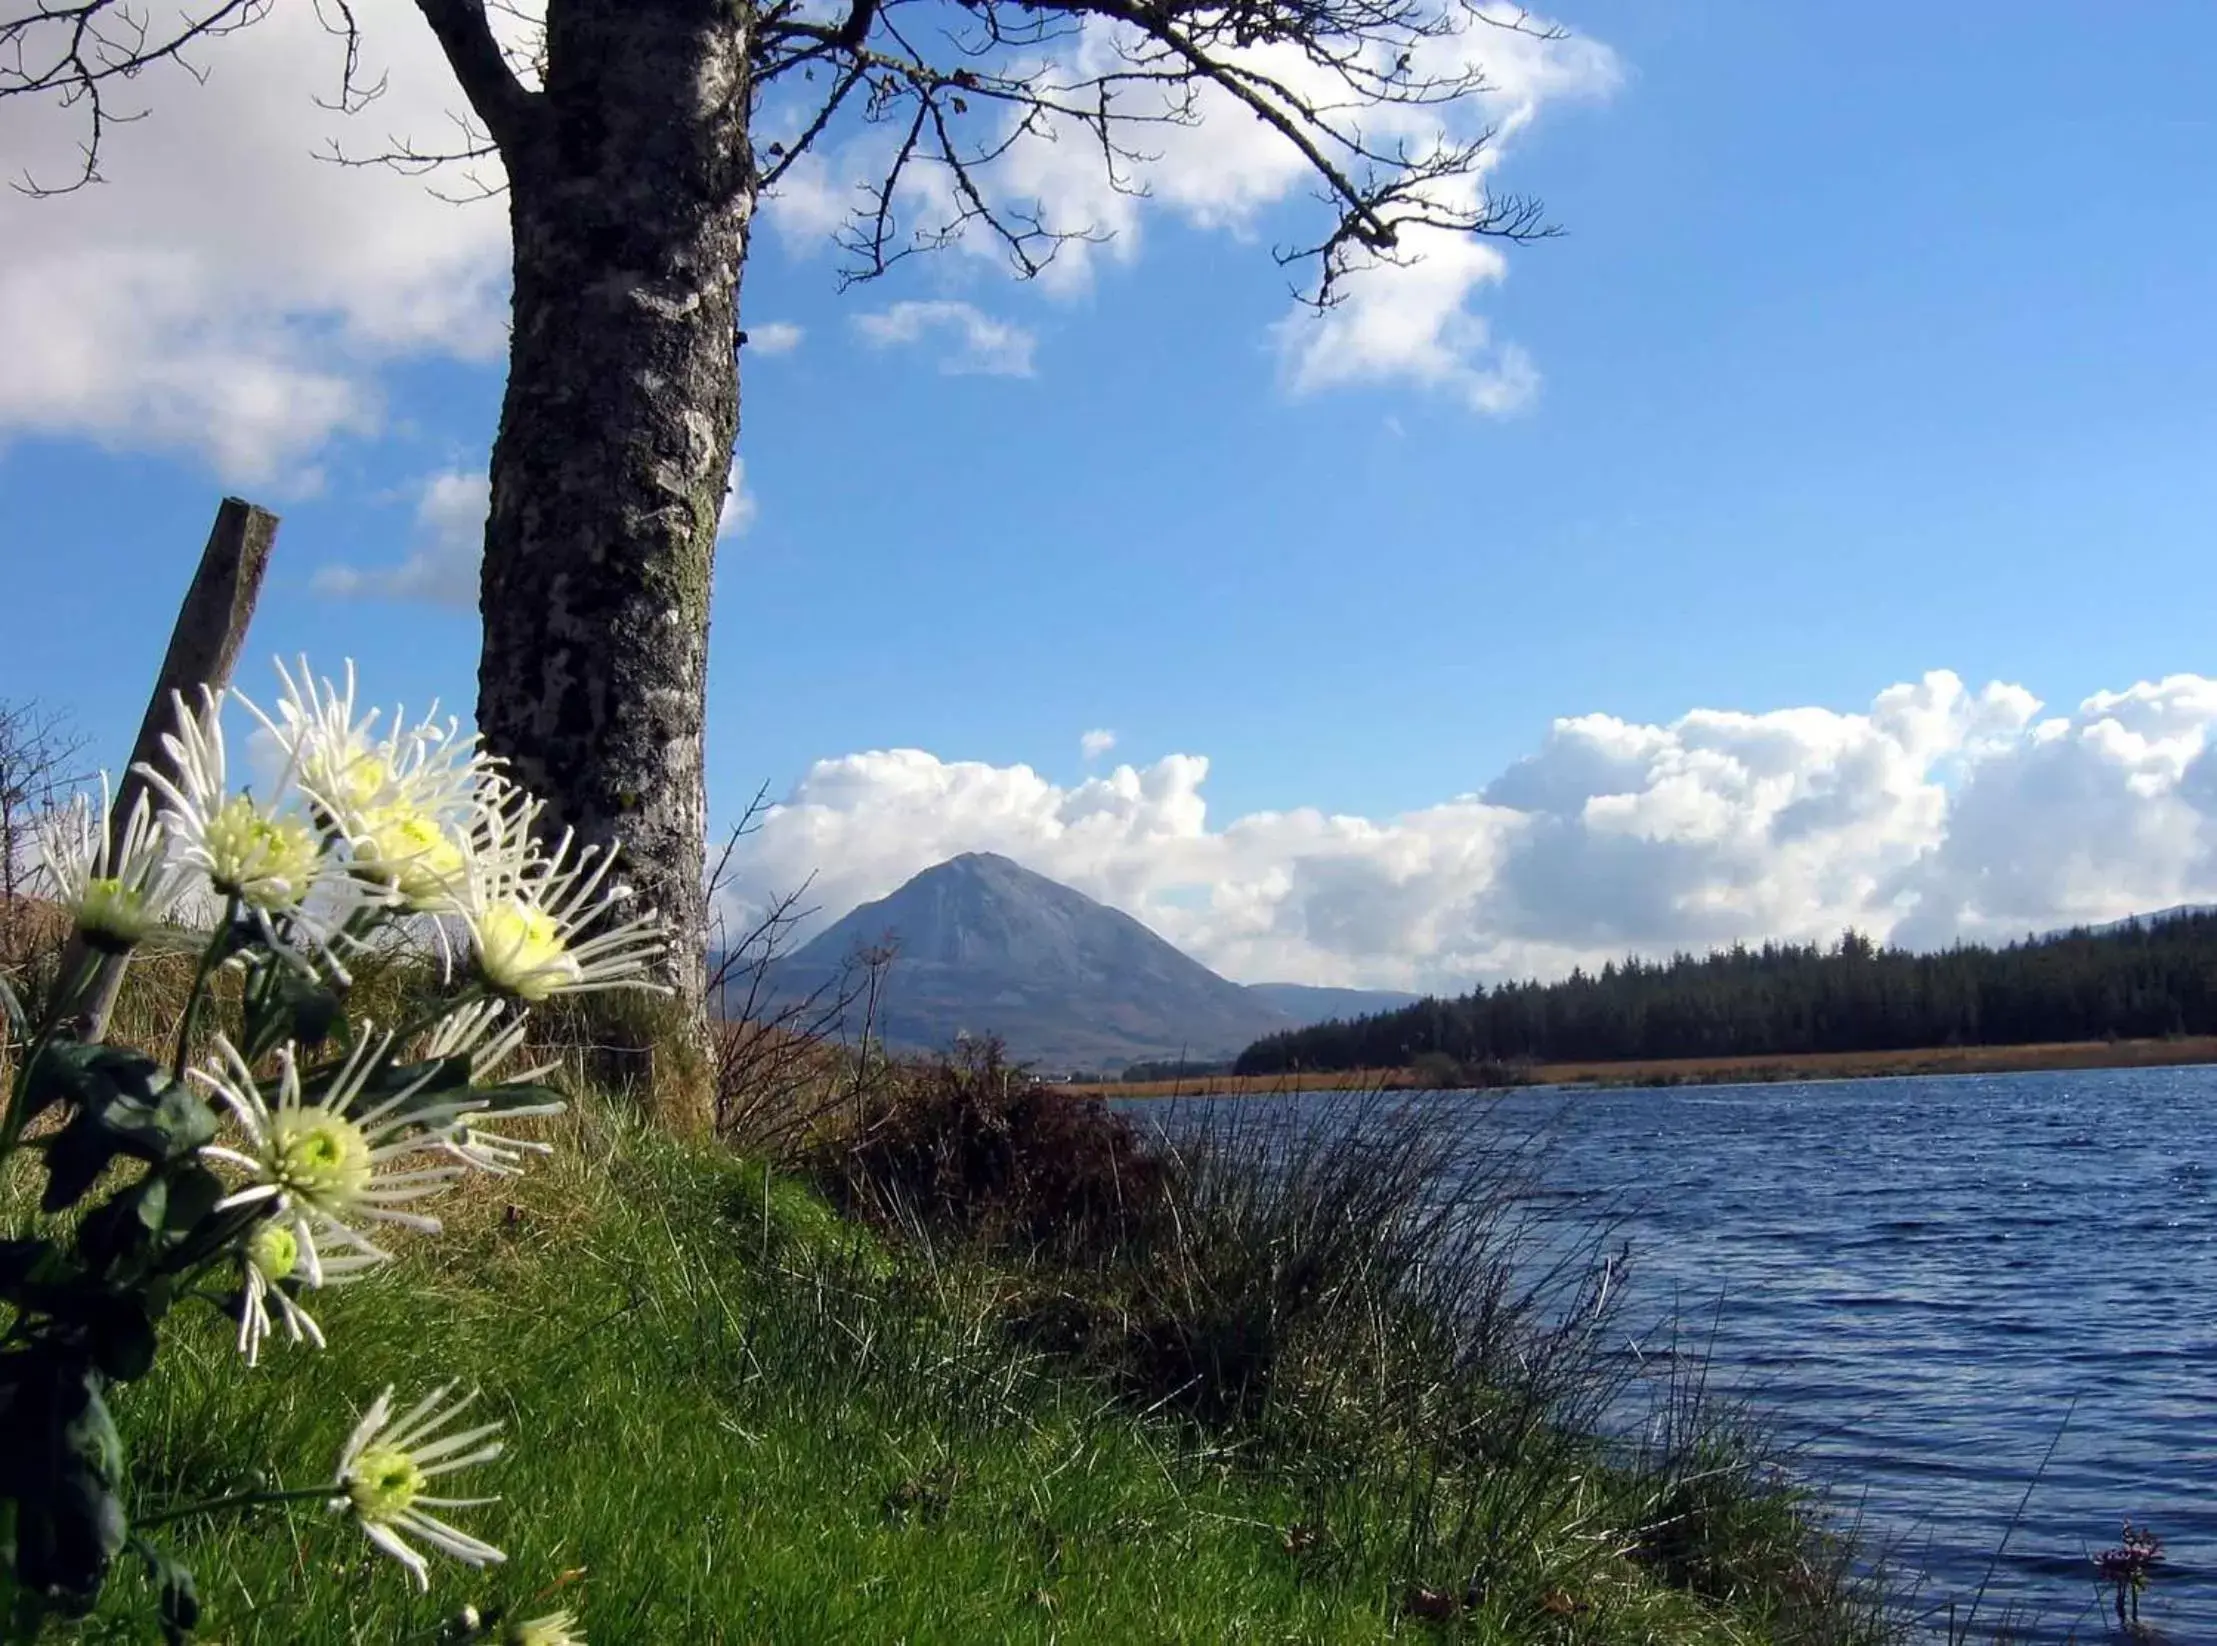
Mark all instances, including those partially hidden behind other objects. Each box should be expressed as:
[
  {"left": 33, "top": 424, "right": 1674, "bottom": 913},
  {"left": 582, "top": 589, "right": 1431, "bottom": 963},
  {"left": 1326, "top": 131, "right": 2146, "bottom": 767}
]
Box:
[{"left": 1131, "top": 1067, "right": 2217, "bottom": 1641}]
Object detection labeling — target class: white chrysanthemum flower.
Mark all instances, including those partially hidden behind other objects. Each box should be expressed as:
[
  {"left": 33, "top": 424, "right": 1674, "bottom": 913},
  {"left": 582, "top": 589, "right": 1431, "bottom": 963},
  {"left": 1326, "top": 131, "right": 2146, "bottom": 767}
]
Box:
[
  {"left": 330, "top": 1384, "right": 506, "bottom": 1591},
  {"left": 456, "top": 780, "right": 665, "bottom": 1004},
  {"left": 234, "top": 1212, "right": 383, "bottom": 1366},
  {"left": 194, "top": 1033, "right": 472, "bottom": 1256},
  {"left": 136, "top": 686, "right": 329, "bottom": 914},
  {"left": 418, "top": 1001, "right": 565, "bottom": 1175},
  {"left": 251, "top": 657, "right": 488, "bottom": 834},
  {"left": 444, "top": 1111, "right": 563, "bottom": 1177},
  {"left": 421, "top": 999, "right": 559, "bottom": 1087},
  {"left": 506, "top": 1609, "right": 586, "bottom": 1646},
  {"left": 38, "top": 777, "right": 189, "bottom": 953},
  {"left": 351, "top": 801, "right": 471, "bottom": 913}
]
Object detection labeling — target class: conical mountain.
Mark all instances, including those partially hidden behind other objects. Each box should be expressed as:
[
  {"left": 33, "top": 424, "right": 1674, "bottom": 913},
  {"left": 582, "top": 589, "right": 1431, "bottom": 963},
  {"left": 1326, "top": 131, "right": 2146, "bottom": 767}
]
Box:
[{"left": 766, "top": 853, "right": 1294, "bottom": 1070}]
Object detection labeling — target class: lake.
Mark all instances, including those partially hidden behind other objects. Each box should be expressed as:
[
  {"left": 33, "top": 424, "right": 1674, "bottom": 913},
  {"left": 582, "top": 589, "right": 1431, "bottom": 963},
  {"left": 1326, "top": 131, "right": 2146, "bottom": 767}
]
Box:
[{"left": 1132, "top": 1067, "right": 2215, "bottom": 1640}]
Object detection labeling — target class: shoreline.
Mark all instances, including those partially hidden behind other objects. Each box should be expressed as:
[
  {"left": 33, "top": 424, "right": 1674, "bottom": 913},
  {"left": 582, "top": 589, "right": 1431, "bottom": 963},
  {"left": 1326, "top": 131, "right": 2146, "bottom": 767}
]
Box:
[{"left": 1069, "top": 1034, "right": 2217, "bottom": 1099}]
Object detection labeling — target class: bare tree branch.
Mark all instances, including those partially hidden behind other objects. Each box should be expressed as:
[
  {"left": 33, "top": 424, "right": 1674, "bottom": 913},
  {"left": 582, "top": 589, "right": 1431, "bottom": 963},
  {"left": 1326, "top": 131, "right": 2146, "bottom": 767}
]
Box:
[
  {"left": 411, "top": 0, "right": 538, "bottom": 148},
  {"left": 0, "top": 0, "right": 269, "bottom": 193},
  {"left": 5, "top": 0, "right": 1565, "bottom": 298},
  {"left": 753, "top": 0, "right": 1565, "bottom": 302},
  {"left": 0, "top": 698, "right": 90, "bottom": 977}
]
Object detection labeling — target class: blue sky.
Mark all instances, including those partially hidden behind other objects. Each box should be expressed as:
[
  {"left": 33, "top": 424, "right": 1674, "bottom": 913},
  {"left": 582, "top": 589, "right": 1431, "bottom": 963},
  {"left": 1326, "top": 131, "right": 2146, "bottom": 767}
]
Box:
[{"left": 3, "top": 1, "right": 2214, "bottom": 988}]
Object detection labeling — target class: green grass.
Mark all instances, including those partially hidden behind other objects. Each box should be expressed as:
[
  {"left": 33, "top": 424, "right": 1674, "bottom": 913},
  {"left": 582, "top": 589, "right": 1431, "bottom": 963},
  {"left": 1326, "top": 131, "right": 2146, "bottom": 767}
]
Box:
[{"left": 25, "top": 1097, "right": 1893, "bottom": 1645}]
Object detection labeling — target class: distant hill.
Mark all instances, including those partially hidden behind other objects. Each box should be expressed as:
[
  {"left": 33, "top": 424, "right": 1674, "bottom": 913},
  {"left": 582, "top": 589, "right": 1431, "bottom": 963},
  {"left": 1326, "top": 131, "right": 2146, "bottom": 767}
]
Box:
[
  {"left": 760, "top": 853, "right": 1297, "bottom": 1070},
  {"left": 2045, "top": 903, "right": 2217, "bottom": 939},
  {"left": 1247, "top": 982, "right": 1421, "bottom": 1023}
]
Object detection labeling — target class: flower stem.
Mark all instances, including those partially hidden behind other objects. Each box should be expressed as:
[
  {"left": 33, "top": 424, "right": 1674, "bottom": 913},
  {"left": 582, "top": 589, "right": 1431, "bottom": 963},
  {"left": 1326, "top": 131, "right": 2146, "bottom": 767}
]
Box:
[
  {"left": 136, "top": 1482, "right": 335, "bottom": 1529},
  {"left": 0, "top": 948, "right": 97, "bottom": 1166},
  {"left": 172, "top": 897, "right": 239, "bottom": 1079}
]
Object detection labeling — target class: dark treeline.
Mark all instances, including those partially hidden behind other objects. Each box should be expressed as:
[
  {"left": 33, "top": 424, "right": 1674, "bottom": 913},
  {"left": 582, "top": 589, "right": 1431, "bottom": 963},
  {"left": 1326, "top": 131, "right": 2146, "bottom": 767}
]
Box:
[{"left": 1234, "top": 912, "right": 2217, "bottom": 1075}]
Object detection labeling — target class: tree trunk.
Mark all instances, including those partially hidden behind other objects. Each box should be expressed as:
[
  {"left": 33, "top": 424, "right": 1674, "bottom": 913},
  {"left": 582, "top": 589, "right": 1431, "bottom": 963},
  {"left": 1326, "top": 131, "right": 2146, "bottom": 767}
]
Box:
[{"left": 476, "top": 0, "right": 752, "bottom": 1111}]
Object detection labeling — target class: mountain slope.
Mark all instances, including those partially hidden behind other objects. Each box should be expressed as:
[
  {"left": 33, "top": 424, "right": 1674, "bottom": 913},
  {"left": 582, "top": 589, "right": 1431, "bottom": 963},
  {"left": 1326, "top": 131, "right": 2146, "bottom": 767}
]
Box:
[
  {"left": 1248, "top": 982, "right": 1422, "bottom": 1024},
  {"left": 766, "top": 853, "right": 1294, "bottom": 1069}
]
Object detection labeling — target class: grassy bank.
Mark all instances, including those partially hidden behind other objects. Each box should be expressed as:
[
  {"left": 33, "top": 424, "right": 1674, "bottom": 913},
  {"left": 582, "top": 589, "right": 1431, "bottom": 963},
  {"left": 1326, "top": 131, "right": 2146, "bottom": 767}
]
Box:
[
  {"left": 1074, "top": 1035, "right": 2217, "bottom": 1098},
  {"left": 15, "top": 1073, "right": 1904, "bottom": 1644}
]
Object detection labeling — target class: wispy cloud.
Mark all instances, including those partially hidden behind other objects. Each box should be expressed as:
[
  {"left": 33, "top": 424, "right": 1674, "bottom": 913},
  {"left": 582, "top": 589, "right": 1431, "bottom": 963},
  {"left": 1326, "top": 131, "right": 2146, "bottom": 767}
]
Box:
[
  {"left": 318, "top": 452, "right": 756, "bottom": 605},
  {"left": 745, "top": 320, "right": 805, "bottom": 356},
  {"left": 852, "top": 300, "right": 1037, "bottom": 377},
  {"left": 718, "top": 458, "right": 759, "bottom": 540},
  {"left": 1080, "top": 728, "right": 1119, "bottom": 760},
  {"left": 312, "top": 469, "right": 488, "bottom": 608}
]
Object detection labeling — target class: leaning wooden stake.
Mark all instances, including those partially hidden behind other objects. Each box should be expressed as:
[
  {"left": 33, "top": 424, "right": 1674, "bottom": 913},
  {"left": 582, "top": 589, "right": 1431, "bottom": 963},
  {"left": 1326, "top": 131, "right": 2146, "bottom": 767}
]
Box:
[{"left": 53, "top": 497, "right": 279, "bottom": 1038}]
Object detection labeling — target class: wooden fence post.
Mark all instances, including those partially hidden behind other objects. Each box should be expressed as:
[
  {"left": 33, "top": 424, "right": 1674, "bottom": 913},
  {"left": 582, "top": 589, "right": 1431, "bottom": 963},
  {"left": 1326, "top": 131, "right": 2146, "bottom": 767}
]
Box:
[{"left": 53, "top": 497, "right": 279, "bottom": 1038}]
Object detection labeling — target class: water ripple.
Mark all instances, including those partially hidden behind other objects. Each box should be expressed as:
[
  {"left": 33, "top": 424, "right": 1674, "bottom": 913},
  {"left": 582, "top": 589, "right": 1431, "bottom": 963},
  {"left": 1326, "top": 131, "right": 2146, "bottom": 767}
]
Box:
[{"left": 1161, "top": 1067, "right": 2216, "bottom": 1641}]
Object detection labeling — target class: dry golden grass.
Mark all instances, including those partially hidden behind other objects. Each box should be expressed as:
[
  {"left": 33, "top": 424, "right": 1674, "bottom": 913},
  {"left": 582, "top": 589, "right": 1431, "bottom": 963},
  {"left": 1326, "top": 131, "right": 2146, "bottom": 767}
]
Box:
[
  {"left": 1072, "top": 1036, "right": 2217, "bottom": 1098},
  {"left": 1533, "top": 1035, "right": 2217, "bottom": 1088},
  {"left": 1067, "top": 1067, "right": 1417, "bottom": 1099}
]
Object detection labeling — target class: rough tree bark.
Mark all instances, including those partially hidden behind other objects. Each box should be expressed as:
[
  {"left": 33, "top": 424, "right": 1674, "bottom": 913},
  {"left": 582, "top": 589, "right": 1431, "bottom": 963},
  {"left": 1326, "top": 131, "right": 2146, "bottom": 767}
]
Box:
[{"left": 438, "top": 0, "right": 755, "bottom": 1103}]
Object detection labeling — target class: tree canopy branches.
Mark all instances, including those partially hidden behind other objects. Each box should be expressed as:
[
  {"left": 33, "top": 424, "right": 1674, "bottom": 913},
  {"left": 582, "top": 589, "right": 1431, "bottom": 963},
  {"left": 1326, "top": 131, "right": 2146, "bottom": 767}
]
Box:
[
  {"left": 749, "top": 0, "right": 1561, "bottom": 299},
  {"left": 1, "top": 0, "right": 269, "bottom": 192},
  {"left": 4, "top": 0, "right": 1565, "bottom": 300}
]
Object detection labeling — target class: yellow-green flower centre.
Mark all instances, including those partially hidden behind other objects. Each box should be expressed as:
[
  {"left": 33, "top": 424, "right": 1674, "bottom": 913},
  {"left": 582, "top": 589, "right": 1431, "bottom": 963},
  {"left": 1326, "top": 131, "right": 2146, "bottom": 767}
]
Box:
[
  {"left": 73, "top": 876, "right": 155, "bottom": 951},
  {"left": 353, "top": 805, "right": 464, "bottom": 909},
  {"left": 269, "top": 1108, "right": 373, "bottom": 1210},
  {"left": 204, "top": 796, "right": 322, "bottom": 910},
  {"left": 346, "top": 1443, "right": 425, "bottom": 1523},
  {"left": 476, "top": 900, "right": 580, "bottom": 1002},
  {"left": 245, "top": 1220, "right": 299, "bottom": 1282},
  {"left": 312, "top": 741, "right": 393, "bottom": 819}
]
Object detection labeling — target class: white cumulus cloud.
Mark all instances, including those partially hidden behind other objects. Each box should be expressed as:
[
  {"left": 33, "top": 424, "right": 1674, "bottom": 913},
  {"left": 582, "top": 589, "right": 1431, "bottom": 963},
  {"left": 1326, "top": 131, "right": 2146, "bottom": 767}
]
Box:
[
  {"left": 717, "top": 670, "right": 2217, "bottom": 993},
  {"left": 0, "top": 0, "right": 510, "bottom": 485},
  {"left": 1080, "top": 728, "right": 1119, "bottom": 760},
  {"left": 852, "top": 300, "right": 1037, "bottom": 377}
]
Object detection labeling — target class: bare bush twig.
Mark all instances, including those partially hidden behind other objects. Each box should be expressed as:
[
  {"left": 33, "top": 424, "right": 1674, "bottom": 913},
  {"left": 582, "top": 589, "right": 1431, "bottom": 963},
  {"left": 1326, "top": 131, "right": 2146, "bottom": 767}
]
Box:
[{"left": 701, "top": 786, "right": 897, "bottom": 1155}]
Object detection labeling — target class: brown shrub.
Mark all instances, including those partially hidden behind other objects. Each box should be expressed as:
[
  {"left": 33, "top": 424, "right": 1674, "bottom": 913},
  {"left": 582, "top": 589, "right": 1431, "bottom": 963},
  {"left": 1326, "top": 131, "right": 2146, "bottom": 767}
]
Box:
[{"left": 811, "top": 1037, "right": 1171, "bottom": 1256}]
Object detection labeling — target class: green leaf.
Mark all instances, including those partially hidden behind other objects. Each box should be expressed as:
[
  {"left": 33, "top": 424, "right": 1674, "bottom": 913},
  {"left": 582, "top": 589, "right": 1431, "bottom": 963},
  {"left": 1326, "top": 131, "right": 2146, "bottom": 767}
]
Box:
[
  {"left": 84, "top": 1295, "right": 157, "bottom": 1382},
  {"left": 70, "top": 1165, "right": 224, "bottom": 1289},
  {"left": 37, "top": 1050, "right": 217, "bottom": 1214},
  {"left": 92, "top": 1081, "right": 219, "bottom": 1165},
  {"left": 73, "top": 1183, "right": 162, "bottom": 1278},
  {"left": 473, "top": 1082, "right": 571, "bottom": 1118},
  {"left": 16, "top": 1040, "right": 89, "bottom": 1130},
  {"left": 0, "top": 1355, "right": 126, "bottom": 1615},
  {"left": 0, "top": 1239, "right": 55, "bottom": 1294},
  {"left": 239, "top": 955, "right": 345, "bottom": 1063},
  {"left": 158, "top": 1164, "right": 226, "bottom": 1236},
  {"left": 132, "top": 1176, "right": 170, "bottom": 1234},
  {"left": 29, "top": 1047, "right": 212, "bottom": 1213},
  {"left": 39, "top": 1121, "right": 119, "bottom": 1216},
  {"left": 152, "top": 1203, "right": 263, "bottom": 1281},
  {"left": 23, "top": 1040, "right": 163, "bottom": 1114}
]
